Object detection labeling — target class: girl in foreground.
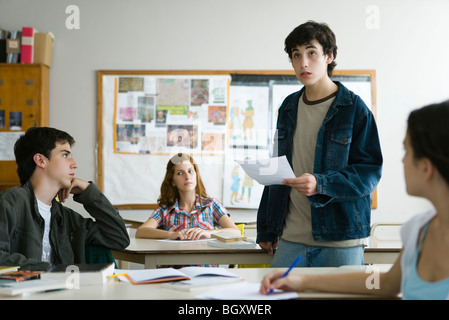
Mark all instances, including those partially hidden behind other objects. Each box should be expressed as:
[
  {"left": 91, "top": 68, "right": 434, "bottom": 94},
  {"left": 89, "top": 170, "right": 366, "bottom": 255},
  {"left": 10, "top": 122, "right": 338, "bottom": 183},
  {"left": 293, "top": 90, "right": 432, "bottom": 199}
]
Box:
[
  {"left": 260, "top": 100, "right": 449, "bottom": 299},
  {"left": 136, "top": 153, "right": 239, "bottom": 240}
]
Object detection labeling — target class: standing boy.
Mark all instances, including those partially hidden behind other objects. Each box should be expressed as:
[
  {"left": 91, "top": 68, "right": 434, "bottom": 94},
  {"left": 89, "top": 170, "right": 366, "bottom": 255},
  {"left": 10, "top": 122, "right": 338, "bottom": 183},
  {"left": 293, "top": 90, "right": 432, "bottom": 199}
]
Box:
[
  {"left": 257, "top": 21, "right": 382, "bottom": 267},
  {"left": 0, "top": 127, "right": 130, "bottom": 270}
]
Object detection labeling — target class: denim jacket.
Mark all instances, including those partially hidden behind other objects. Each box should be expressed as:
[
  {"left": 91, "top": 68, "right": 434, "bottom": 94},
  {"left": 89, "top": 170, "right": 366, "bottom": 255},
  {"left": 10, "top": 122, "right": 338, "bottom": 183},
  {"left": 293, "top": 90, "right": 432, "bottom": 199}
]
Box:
[{"left": 257, "top": 82, "right": 382, "bottom": 243}]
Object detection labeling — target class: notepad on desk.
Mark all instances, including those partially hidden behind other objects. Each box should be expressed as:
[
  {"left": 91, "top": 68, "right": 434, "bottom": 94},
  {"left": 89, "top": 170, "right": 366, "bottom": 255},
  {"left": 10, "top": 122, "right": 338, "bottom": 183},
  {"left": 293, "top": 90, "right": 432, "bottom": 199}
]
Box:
[
  {"left": 0, "top": 270, "right": 40, "bottom": 282},
  {"left": 163, "top": 275, "right": 245, "bottom": 291},
  {"left": 0, "top": 266, "right": 19, "bottom": 274},
  {"left": 196, "top": 283, "right": 298, "bottom": 300},
  {"left": 211, "top": 231, "right": 247, "bottom": 242},
  {"left": 0, "top": 279, "right": 67, "bottom": 296},
  {"left": 123, "top": 266, "right": 242, "bottom": 285}
]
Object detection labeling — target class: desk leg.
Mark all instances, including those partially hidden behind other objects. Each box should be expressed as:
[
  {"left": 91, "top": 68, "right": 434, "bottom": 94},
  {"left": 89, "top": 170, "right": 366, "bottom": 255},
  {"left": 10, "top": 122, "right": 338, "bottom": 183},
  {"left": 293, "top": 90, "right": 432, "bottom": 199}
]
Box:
[{"left": 144, "top": 255, "right": 157, "bottom": 269}]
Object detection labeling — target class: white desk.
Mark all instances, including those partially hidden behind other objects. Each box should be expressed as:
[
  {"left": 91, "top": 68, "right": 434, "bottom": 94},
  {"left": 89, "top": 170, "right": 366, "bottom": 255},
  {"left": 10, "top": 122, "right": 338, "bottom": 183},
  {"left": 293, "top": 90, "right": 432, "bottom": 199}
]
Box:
[
  {"left": 3, "top": 266, "right": 396, "bottom": 300},
  {"left": 119, "top": 210, "right": 402, "bottom": 265},
  {"left": 112, "top": 238, "right": 273, "bottom": 268}
]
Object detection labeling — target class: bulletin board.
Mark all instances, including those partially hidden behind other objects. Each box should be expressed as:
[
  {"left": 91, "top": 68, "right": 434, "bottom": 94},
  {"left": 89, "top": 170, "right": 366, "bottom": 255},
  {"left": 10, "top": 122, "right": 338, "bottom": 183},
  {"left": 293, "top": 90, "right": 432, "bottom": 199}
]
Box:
[{"left": 97, "top": 70, "right": 377, "bottom": 210}]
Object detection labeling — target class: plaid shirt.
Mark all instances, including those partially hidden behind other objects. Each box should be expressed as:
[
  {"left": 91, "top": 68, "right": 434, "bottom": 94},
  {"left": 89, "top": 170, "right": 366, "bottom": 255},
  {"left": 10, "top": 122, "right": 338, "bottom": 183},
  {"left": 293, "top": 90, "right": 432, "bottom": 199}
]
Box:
[{"left": 151, "top": 195, "right": 229, "bottom": 231}]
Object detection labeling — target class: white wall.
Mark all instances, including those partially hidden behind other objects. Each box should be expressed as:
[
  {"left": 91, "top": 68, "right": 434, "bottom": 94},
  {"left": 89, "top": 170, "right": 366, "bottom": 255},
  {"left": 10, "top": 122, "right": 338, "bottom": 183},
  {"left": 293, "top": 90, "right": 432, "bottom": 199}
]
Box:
[{"left": 1, "top": 0, "right": 449, "bottom": 224}]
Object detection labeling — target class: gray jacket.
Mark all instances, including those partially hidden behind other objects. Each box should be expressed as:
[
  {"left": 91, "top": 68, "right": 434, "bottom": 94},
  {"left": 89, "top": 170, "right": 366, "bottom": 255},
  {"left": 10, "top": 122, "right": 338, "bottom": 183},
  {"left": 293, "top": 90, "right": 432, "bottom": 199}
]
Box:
[{"left": 0, "top": 181, "right": 130, "bottom": 270}]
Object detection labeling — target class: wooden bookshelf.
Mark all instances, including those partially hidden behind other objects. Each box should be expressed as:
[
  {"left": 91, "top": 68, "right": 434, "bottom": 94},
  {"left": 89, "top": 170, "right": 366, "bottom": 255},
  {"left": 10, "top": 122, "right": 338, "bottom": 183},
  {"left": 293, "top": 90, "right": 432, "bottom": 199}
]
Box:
[{"left": 0, "top": 63, "right": 49, "bottom": 192}]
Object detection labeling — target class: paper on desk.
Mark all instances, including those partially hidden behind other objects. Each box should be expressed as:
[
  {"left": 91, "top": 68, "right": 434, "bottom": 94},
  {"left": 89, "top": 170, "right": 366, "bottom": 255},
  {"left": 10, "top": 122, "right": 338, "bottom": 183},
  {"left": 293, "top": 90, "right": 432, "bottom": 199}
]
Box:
[
  {"left": 196, "top": 283, "right": 298, "bottom": 300},
  {"left": 235, "top": 156, "right": 296, "bottom": 185},
  {"left": 156, "top": 238, "right": 214, "bottom": 243}
]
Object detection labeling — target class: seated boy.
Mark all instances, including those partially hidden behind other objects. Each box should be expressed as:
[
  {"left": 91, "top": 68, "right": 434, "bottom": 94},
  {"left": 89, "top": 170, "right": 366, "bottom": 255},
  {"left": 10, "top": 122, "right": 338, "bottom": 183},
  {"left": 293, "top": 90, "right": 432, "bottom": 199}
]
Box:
[{"left": 0, "top": 127, "right": 130, "bottom": 270}]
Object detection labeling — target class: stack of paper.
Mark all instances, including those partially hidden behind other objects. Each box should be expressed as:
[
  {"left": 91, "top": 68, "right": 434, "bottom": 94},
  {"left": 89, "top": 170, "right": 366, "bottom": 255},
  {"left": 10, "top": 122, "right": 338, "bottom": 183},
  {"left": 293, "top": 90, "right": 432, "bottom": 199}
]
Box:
[
  {"left": 0, "top": 279, "right": 66, "bottom": 296},
  {"left": 196, "top": 283, "right": 298, "bottom": 300}
]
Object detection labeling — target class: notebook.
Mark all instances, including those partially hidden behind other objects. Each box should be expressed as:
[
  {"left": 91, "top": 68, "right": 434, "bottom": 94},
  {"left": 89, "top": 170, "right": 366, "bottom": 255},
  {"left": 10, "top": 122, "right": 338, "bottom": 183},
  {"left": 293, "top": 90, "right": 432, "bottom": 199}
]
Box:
[
  {"left": 0, "top": 270, "right": 40, "bottom": 282},
  {"left": 123, "top": 266, "right": 241, "bottom": 285},
  {"left": 0, "top": 279, "right": 66, "bottom": 296},
  {"left": 40, "top": 263, "right": 114, "bottom": 285},
  {"left": 0, "top": 266, "right": 19, "bottom": 274}
]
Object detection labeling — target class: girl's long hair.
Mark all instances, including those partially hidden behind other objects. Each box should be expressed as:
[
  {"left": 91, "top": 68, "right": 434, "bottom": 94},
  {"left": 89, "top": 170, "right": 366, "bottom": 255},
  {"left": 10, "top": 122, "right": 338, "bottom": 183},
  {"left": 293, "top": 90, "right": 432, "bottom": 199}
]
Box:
[
  {"left": 407, "top": 100, "right": 449, "bottom": 185},
  {"left": 157, "top": 153, "right": 207, "bottom": 207}
]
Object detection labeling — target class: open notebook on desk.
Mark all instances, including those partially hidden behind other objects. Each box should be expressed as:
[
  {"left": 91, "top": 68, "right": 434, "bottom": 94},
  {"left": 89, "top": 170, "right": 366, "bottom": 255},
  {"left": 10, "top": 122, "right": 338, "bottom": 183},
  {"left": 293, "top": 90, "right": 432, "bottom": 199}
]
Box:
[{"left": 116, "top": 266, "right": 243, "bottom": 285}]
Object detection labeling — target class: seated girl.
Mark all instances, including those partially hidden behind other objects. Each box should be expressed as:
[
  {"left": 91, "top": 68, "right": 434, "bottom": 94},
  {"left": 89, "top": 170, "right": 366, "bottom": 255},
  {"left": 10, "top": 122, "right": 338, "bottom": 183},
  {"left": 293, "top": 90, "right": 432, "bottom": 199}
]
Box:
[{"left": 136, "top": 153, "right": 240, "bottom": 241}]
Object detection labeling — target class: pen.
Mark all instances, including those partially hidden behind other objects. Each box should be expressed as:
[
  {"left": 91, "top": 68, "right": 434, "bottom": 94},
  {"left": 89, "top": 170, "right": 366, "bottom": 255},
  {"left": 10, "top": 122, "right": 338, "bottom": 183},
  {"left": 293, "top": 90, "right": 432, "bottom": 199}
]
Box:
[
  {"left": 268, "top": 255, "right": 302, "bottom": 294},
  {"left": 109, "top": 272, "right": 128, "bottom": 278}
]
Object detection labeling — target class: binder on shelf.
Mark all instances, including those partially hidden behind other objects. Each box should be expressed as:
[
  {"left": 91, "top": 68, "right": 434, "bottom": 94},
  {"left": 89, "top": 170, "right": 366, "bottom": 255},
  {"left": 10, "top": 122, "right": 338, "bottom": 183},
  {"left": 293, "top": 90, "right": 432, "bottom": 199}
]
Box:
[
  {"left": 34, "top": 32, "right": 54, "bottom": 67},
  {"left": 20, "top": 27, "right": 38, "bottom": 64},
  {"left": 0, "top": 29, "right": 10, "bottom": 63},
  {"left": 6, "top": 30, "right": 21, "bottom": 63}
]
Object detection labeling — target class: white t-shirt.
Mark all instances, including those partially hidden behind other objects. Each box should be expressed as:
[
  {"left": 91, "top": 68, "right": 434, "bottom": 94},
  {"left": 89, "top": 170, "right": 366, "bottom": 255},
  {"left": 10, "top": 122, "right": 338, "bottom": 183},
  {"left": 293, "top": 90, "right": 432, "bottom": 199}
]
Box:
[{"left": 37, "top": 199, "right": 52, "bottom": 263}]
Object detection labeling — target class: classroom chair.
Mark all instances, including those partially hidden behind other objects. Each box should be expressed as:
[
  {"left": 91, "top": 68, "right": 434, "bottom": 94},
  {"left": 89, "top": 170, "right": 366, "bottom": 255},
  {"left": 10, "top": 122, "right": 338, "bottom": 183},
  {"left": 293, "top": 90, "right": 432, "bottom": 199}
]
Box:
[{"left": 85, "top": 244, "right": 117, "bottom": 267}]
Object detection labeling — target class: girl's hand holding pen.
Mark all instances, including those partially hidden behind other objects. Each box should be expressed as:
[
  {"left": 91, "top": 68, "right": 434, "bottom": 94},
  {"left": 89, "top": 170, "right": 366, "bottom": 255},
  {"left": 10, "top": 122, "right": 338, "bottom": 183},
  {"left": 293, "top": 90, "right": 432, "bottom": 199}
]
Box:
[
  {"left": 260, "top": 255, "right": 303, "bottom": 294},
  {"left": 259, "top": 270, "right": 305, "bottom": 295}
]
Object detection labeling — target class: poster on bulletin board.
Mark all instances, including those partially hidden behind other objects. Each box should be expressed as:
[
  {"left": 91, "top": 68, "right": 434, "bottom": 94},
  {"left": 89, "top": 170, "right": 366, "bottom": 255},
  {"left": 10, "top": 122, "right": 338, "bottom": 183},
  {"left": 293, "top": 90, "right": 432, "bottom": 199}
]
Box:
[{"left": 113, "top": 75, "right": 230, "bottom": 155}]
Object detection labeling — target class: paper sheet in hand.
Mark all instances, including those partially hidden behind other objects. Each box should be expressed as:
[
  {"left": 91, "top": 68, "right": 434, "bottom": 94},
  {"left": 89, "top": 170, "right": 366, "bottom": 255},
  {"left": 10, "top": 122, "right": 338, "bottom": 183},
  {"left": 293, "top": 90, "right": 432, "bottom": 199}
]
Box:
[{"left": 236, "top": 156, "right": 295, "bottom": 185}]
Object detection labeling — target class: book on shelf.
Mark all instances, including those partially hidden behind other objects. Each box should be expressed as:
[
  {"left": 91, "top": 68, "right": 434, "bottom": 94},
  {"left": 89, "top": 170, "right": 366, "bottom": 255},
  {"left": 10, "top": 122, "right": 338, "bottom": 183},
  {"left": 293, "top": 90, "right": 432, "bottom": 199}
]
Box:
[
  {"left": 20, "top": 27, "right": 37, "bottom": 63},
  {"left": 0, "top": 29, "right": 9, "bottom": 63},
  {"left": 6, "top": 30, "right": 21, "bottom": 63},
  {"left": 123, "top": 266, "right": 242, "bottom": 285},
  {"left": 40, "top": 263, "right": 114, "bottom": 285}
]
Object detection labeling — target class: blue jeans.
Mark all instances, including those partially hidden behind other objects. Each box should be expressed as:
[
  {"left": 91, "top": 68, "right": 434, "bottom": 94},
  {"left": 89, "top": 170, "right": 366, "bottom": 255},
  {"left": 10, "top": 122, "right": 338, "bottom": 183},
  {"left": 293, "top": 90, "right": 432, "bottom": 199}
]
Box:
[{"left": 270, "top": 239, "right": 365, "bottom": 267}]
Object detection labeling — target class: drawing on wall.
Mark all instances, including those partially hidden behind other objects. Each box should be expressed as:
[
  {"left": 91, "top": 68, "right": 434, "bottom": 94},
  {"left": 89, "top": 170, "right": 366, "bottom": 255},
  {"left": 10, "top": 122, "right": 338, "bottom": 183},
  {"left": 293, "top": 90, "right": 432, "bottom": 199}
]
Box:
[
  {"left": 191, "top": 79, "right": 209, "bottom": 106},
  {"left": 228, "top": 106, "right": 242, "bottom": 140},
  {"left": 201, "top": 131, "right": 224, "bottom": 152},
  {"left": 222, "top": 148, "right": 268, "bottom": 209},
  {"left": 242, "top": 100, "right": 254, "bottom": 140},
  {"left": 137, "top": 96, "right": 155, "bottom": 123},
  {"left": 208, "top": 106, "right": 226, "bottom": 125},
  {"left": 228, "top": 85, "right": 269, "bottom": 148}
]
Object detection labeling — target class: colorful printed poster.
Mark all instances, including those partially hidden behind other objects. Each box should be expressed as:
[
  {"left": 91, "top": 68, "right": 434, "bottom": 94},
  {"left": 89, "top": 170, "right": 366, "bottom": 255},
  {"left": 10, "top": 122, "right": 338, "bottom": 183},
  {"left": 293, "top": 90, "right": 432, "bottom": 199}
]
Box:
[{"left": 113, "top": 75, "right": 229, "bottom": 154}]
